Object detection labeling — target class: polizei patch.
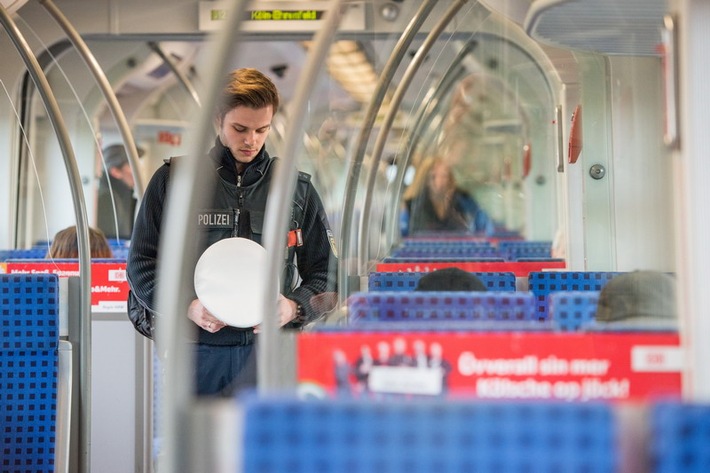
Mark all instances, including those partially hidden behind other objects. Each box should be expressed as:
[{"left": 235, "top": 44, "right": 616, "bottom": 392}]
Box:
[{"left": 197, "top": 211, "right": 233, "bottom": 228}]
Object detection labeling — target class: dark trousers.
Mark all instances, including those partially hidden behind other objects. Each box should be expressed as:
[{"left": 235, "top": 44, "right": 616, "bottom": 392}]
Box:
[{"left": 194, "top": 342, "right": 257, "bottom": 396}]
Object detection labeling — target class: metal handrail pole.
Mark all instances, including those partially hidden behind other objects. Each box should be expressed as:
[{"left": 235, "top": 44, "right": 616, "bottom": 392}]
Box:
[
  {"left": 357, "top": 0, "right": 470, "bottom": 273},
  {"left": 39, "top": 0, "right": 146, "bottom": 197},
  {"left": 148, "top": 41, "right": 202, "bottom": 109},
  {"left": 153, "top": 0, "right": 251, "bottom": 472},
  {"left": 259, "top": 0, "right": 347, "bottom": 393},
  {"left": 337, "top": 0, "right": 438, "bottom": 307},
  {"left": 0, "top": 6, "right": 92, "bottom": 473}
]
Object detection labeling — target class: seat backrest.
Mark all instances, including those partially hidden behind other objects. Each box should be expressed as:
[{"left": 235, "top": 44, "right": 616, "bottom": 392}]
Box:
[
  {"left": 390, "top": 245, "right": 501, "bottom": 258},
  {"left": 400, "top": 239, "right": 491, "bottom": 247},
  {"left": 497, "top": 240, "right": 552, "bottom": 260},
  {"left": 528, "top": 271, "right": 621, "bottom": 320},
  {"left": 0, "top": 274, "right": 59, "bottom": 473},
  {"left": 0, "top": 248, "right": 48, "bottom": 261},
  {"left": 549, "top": 291, "right": 601, "bottom": 331},
  {"left": 348, "top": 291, "right": 536, "bottom": 324},
  {"left": 242, "top": 397, "right": 618, "bottom": 473},
  {"left": 368, "top": 271, "right": 516, "bottom": 292},
  {"left": 650, "top": 402, "right": 710, "bottom": 473},
  {"left": 382, "top": 256, "right": 506, "bottom": 263}
]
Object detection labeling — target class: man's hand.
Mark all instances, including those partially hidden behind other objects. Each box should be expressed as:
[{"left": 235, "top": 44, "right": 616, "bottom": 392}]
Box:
[
  {"left": 277, "top": 294, "right": 299, "bottom": 326},
  {"left": 188, "top": 298, "right": 227, "bottom": 333},
  {"left": 253, "top": 294, "right": 298, "bottom": 333}
]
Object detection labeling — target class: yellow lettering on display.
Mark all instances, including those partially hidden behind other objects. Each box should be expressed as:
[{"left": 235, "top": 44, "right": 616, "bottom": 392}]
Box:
[
  {"left": 210, "top": 9, "right": 227, "bottom": 21},
  {"left": 250, "top": 10, "right": 320, "bottom": 21},
  {"left": 251, "top": 11, "right": 271, "bottom": 20}
]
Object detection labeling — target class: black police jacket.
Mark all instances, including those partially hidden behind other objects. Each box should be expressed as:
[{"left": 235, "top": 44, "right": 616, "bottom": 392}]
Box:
[{"left": 126, "top": 138, "right": 337, "bottom": 345}]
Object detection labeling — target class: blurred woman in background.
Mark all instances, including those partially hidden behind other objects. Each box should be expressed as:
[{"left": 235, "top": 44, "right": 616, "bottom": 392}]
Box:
[{"left": 401, "top": 157, "right": 493, "bottom": 236}]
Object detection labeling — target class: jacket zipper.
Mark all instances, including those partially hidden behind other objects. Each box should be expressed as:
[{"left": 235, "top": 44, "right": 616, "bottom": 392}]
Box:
[{"left": 232, "top": 174, "right": 242, "bottom": 237}]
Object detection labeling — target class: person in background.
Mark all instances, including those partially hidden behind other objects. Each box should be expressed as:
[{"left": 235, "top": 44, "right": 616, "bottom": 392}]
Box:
[
  {"left": 594, "top": 270, "right": 677, "bottom": 328},
  {"left": 127, "top": 68, "right": 337, "bottom": 396},
  {"left": 46, "top": 225, "right": 114, "bottom": 259},
  {"left": 374, "top": 341, "right": 391, "bottom": 366},
  {"left": 389, "top": 337, "right": 413, "bottom": 367},
  {"left": 333, "top": 349, "right": 352, "bottom": 397},
  {"left": 414, "top": 267, "right": 488, "bottom": 292},
  {"left": 413, "top": 339, "right": 428, "bottom": 368},
  {"left": 97, "top": 144, "right": 140, "bottom": 240},
  {"left": 428, "top": 342, "right": 452, "bottom": 394},
  {"left": 353, "top": 345, "right": 374, "bottom": 395},
  {"left": 401, "top": 157, "right": 493, "bottom": 236}
]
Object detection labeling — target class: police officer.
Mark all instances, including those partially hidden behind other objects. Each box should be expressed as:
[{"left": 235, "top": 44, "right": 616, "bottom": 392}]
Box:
[{"left": 127, "top": 68, "right": 337, "bottom": 396}]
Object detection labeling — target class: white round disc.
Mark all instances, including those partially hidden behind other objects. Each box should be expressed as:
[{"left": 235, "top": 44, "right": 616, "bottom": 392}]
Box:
[{"left": 194, "top": 237, "right": 267, "bottom": 328}]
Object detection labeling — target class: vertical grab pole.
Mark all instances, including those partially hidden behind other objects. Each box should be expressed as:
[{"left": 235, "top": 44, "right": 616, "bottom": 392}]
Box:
[
  {"left": 0, "top": 6, "right": 93, "bottom": 473},
  {"left": 338, "top": 0, "right": 438, "bottom": 307},
  {"left": 38, "top": 3, "right": 153, "bottom": 467},
  {"left": 153, "top": 1, "right": 251, "bottom": 472},
  {"left": 258, "top": 0, "right": 347, "bottom": 392},
  {"left": 39, "top": 0, "right": 146, "bottom": 198},
  {"left": 357, "top": 0, "right": 471, "bottom": 274}
]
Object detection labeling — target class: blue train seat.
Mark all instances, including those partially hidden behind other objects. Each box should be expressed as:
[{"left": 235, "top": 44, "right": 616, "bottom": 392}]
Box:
[
  {"left": 242, "top": 397, "right": 618, "bottom": 473},
  {"left": 0, "top": 274, "right": 60, "bottom": 473},
  {"left": 110, "top": 247, "right": 130, "bottom": 259},
  {"left": 389, "top": 246, "right": 502, "bottom": 258},
  {"left": 497, "top": 240, "right": 552, "bottom": 260},
  {"left": 347, "top": 291, "right": 536, "bottom": 324},
  {"left": 382, "top": 256, "right": 506, "bottom": 263},
  {"left": 0, "top": 248, "right": 49, "bottom": 261},
  {"left": 650, "top": 402, "right": 710, "bottom": 473},
  {"left": 368, "top": 271, "right": 516, "bottom": 292},
  {"left": 548, "top": 291, "right": 601, "bottom": 331},
  {"left": 399, "top": 239, "right": 491, "bottom": 247},
  {"left": 528, "top": 271, "right": 622, "bottom": 321}
]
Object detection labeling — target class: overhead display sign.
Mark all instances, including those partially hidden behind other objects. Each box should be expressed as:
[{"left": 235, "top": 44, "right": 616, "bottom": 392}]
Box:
[{"left": 199, "top": 1, "right": 366, "bottom": 33}]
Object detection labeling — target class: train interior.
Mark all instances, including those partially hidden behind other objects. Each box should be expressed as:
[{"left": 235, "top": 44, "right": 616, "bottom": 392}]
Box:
[{"left": 1, "top": 0, "right": 710, "bottom": 472}]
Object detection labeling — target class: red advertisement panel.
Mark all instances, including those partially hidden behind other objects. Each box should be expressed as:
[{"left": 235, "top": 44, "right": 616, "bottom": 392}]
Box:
[
  {"left": 5, "top": 261, "right": 128, "bottom": 313},
  {"left": 298, "top": 331, "right": 681, "bottom": 402}
]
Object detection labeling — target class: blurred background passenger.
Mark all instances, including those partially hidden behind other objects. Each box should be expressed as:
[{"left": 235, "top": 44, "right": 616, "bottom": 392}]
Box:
[
  {"left": 595, "top": 270, "right": 677, "bottom": 328},
  {"left": 401, "top": 157, "right": 493, "bottom": 236},
  {"left": 414, "top": 267, "right": 487, "bottom": 292},
  {"left": 97, "top": 144, "right": 140, "bottom": 240},
  {"left": 46, "top": 225, "right": 114, "bottom": 259}
]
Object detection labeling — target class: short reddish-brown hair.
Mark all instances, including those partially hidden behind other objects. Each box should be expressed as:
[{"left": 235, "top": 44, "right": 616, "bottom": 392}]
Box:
[{"left": 216, "top": 68, "right": 279, "bottom": 120}]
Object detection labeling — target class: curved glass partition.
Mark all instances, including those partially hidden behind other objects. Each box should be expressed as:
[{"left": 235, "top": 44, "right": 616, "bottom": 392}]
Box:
[{"left": 338, "top": 3, "right": 563, "bottom": 297}]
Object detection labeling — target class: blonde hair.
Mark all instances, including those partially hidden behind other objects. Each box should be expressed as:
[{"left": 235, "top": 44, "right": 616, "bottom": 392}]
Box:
[
  {"left": 402, "top": 156, "right": 457, "bottom": 201},
  {"left": 47, "top": 226, "right": 114, "bottom": 259}
]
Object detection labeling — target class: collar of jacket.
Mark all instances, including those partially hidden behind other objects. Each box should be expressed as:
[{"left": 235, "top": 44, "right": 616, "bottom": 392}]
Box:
[{"left": 209, "top": 137, "right": 271, "bottom": 186}]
